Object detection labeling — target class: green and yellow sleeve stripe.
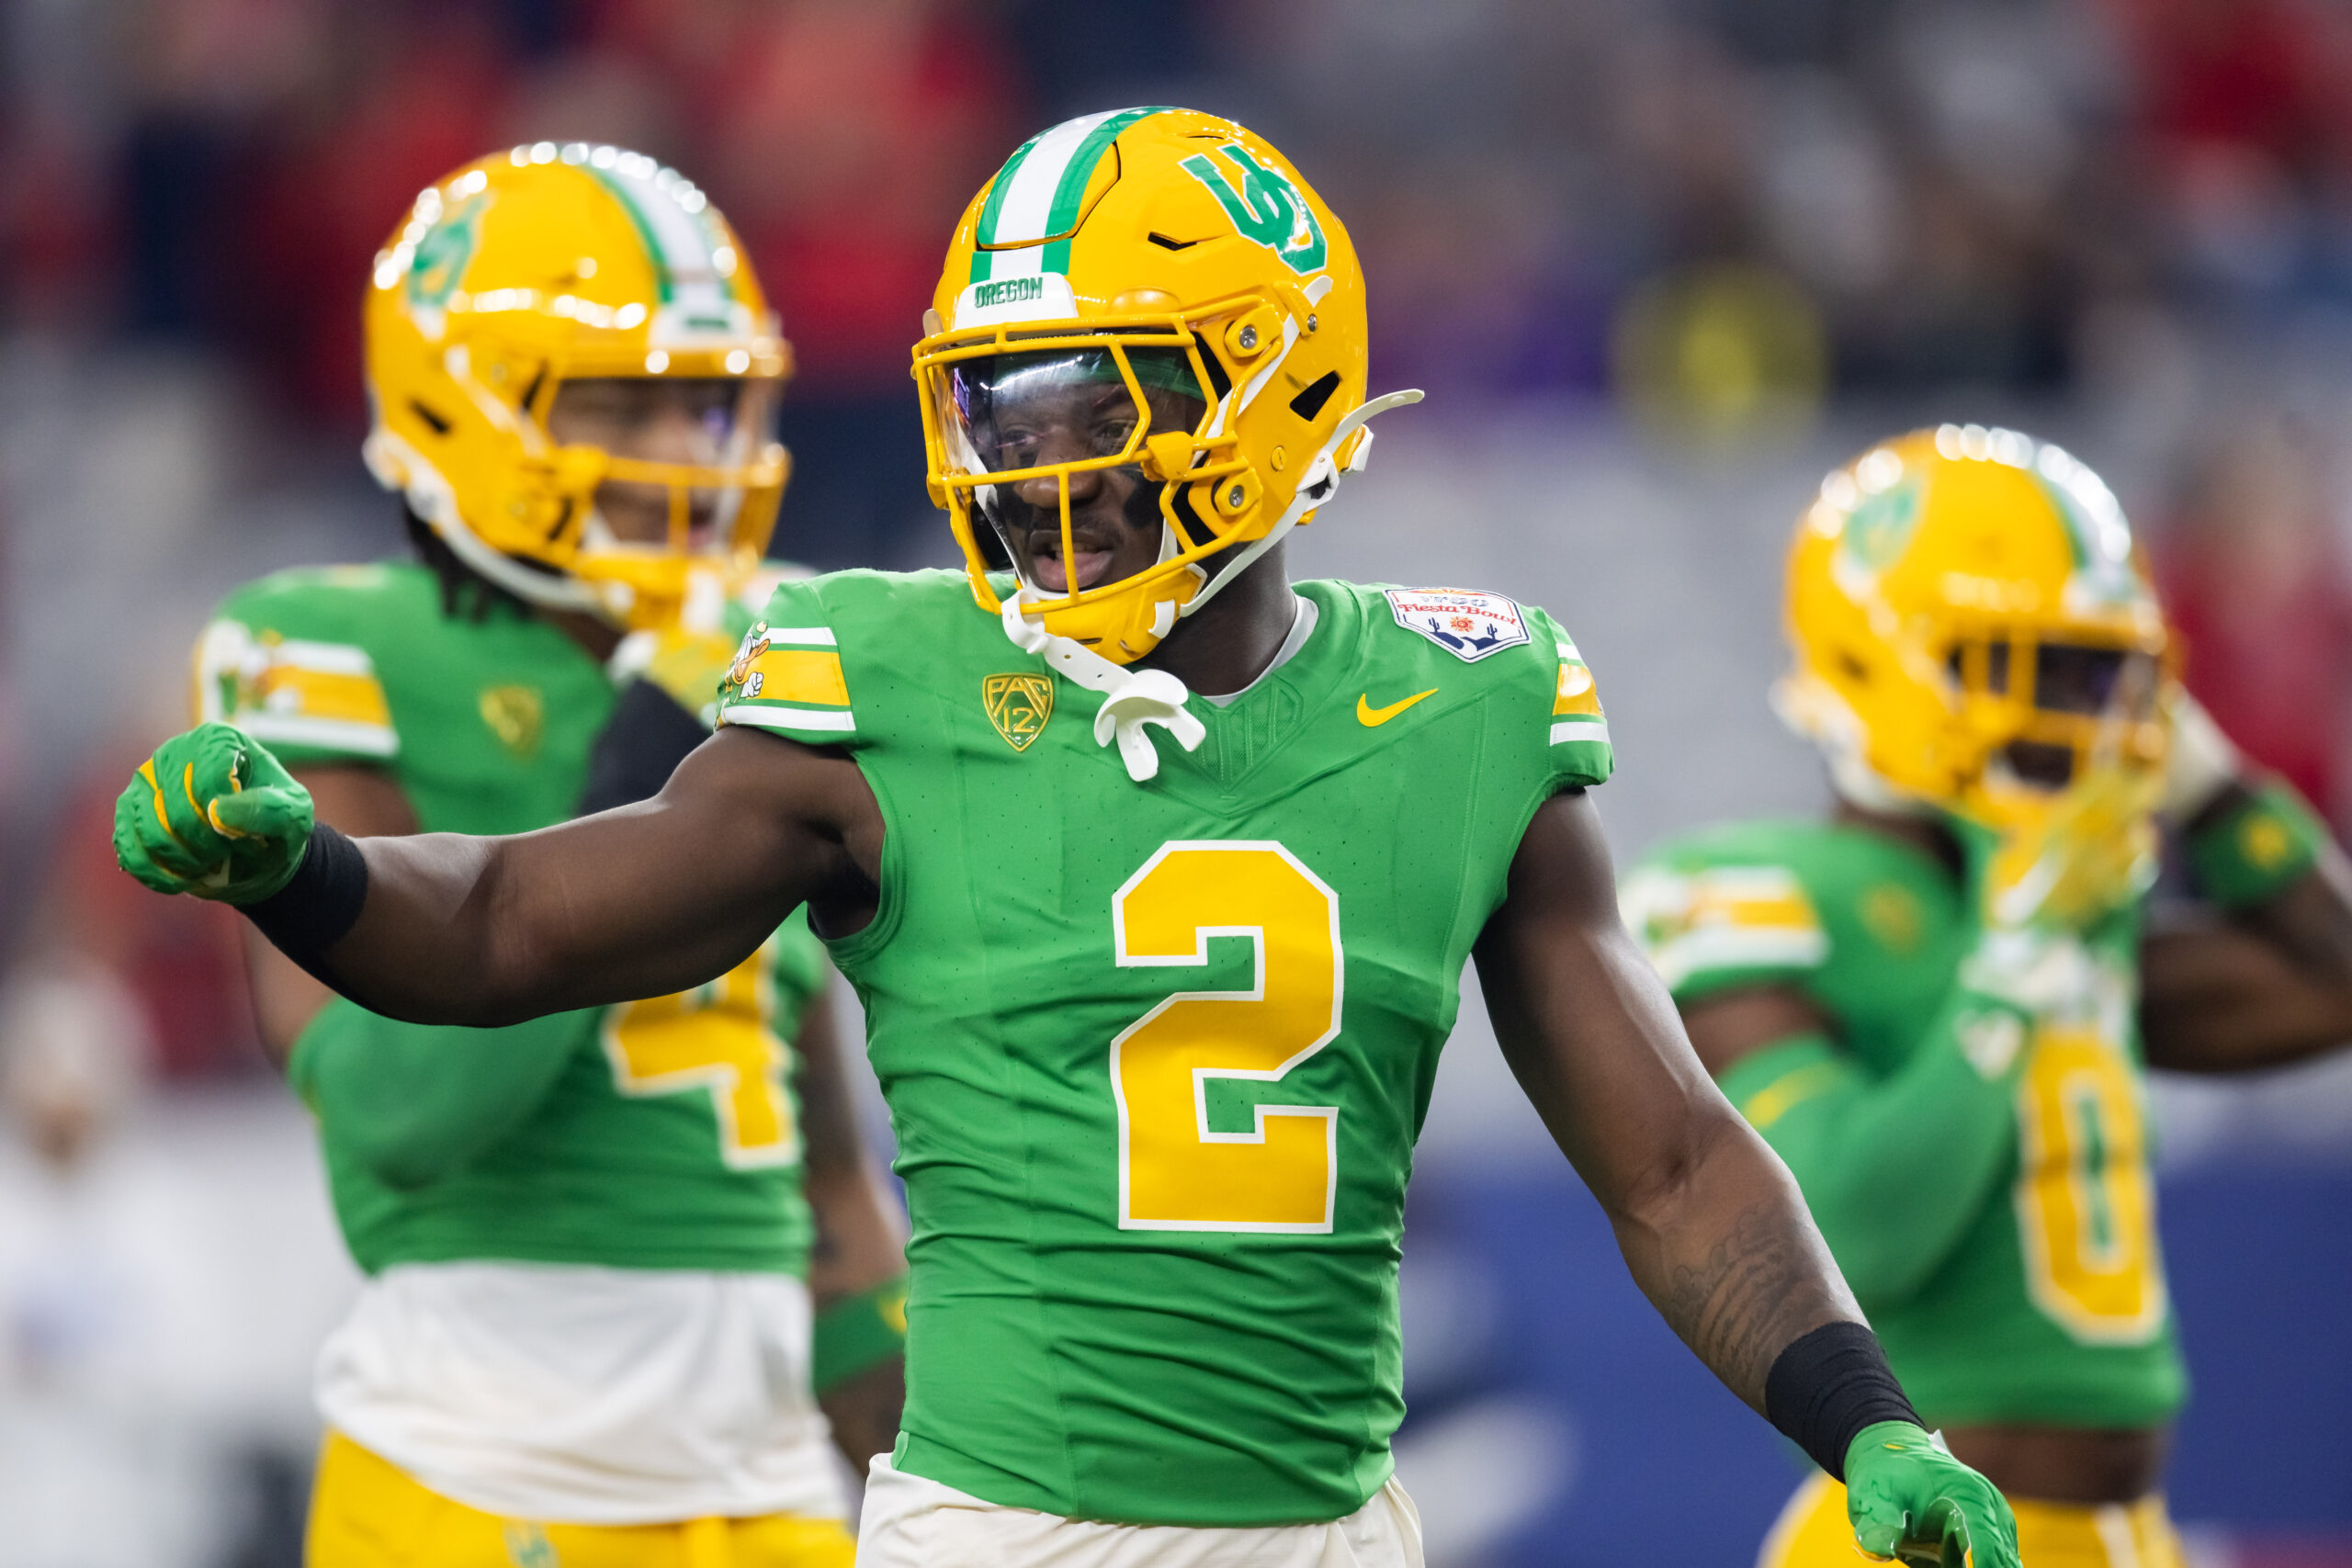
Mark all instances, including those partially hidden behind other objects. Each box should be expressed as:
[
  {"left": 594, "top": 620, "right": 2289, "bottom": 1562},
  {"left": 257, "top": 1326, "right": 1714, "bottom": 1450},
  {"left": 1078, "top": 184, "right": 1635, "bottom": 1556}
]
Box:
[
  {"left": 194, "top": 620, "right": 398, "bottom": 759},
  {"left": 1549, "top": 637, "right": 1609, "bottom": 749},
  {"left": 1618, "top": 863, "right": 1828, "bottom": 991},
  {"left": 715, "top": 626, "right": 855, "bottom": 737}
]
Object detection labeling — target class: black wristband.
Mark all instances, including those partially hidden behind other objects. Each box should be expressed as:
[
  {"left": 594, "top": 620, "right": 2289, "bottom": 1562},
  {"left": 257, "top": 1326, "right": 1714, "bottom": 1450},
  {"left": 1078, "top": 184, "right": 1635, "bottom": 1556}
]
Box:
[
  {"left": 241, "top": 823, "right": 370, "bottom": 987},
  {"left": 1763, "top": 1321, "right": 1922, "bottom": 1481}
]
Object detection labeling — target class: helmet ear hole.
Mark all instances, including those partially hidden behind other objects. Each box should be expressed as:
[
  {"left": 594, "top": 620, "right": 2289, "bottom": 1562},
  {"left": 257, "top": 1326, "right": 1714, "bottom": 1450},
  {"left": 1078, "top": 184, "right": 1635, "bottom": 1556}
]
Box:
[
  {"left": 1836, "top": 649, "right": 1869, "bottom": 684},
  {"left": 1289, "top": 371, "right": 1340, "bottom": 422}
]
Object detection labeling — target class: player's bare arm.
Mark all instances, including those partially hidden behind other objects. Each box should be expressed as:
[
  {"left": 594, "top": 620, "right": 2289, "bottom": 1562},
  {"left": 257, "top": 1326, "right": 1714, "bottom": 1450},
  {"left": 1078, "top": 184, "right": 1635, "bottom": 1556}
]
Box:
[
  {"left": 244, "top": 764, "right": 421, "bottom": 1065},
  {"left": 126, "top": 724, "right": 884, "bottom": 1029},
  {"left": 1476, "top": 790, "right": 1856, "bottom": 1408},
  {"left": 2141, "top": 783, "right": 2352, "bottom": 1069}
]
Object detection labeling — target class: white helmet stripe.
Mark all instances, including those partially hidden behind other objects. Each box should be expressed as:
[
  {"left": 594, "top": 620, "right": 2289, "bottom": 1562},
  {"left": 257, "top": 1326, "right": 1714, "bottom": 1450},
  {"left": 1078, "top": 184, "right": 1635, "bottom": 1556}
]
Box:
[
  {"left": 582, "top": 151, "right": 744, "bottom": 344},
  {"left": 971, "top": 107, "right": 1171, "bottom": 284}
]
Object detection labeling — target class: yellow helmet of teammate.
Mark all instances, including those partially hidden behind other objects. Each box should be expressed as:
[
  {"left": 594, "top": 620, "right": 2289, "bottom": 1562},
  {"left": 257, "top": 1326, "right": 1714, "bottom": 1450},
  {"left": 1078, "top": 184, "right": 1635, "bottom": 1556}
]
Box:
[
  {"left": 912, "top": 107, "right": 1420, "bottom": 664},
  {"left": 362, "top": 143, "right": 790, "bottom": 632},
  {"left": 1779, "top": 424, "right": 2173, "bottom": 832}
]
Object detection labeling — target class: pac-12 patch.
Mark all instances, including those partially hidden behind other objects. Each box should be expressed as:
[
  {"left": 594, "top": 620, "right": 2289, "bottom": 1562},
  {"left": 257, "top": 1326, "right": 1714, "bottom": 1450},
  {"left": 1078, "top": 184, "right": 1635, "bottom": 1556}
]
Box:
[{"left": 1384, "top": 588, "right": 1531, "bottom": 662}]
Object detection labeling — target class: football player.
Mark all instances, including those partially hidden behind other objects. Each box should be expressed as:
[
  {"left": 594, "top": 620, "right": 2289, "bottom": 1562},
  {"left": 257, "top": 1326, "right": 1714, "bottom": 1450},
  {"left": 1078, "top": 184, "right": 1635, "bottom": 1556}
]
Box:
[
  {"left": 188, "top": 146, "right": 907, "bottom": 1566},
  {"left": 1619, "top": 427, "right": 2352, "bottom": 1568},
  {"left": 119, "top": 111, "right": 2016, "bottom": 1567}
]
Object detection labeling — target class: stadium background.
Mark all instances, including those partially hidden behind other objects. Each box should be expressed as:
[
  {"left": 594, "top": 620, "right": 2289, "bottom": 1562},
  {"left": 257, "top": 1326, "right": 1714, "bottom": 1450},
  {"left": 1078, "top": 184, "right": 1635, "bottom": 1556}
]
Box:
[{"left": 2, "top": 0, "right": 2349, "bottom": 1562}]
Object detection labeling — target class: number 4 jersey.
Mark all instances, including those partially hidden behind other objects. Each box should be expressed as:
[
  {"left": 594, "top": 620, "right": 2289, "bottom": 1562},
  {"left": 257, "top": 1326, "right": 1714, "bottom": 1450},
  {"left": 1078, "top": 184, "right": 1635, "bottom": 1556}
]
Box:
[
  {"left": 195, "top": 559, "right": 845, "bottom": 1524},
  {"left": 1620, "top": 819, "right": 2184, "bottom": 1431},
  {"left": 196, "top": 561, "right": 827, "bottom": 1277},
  {"left": 718, "top": 570, "right": 1611, "bottom": 1526}
]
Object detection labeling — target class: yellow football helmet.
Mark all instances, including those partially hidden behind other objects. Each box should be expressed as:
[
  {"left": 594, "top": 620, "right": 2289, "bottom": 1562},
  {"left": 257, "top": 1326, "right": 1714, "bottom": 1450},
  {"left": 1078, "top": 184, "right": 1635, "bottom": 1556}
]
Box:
[
  {"left": 912, "top": 107, "right": 1419, "bottom": 664},
  {"left": 1779, "top": 424, "right": 2174, "bottom": 834},
  {"left": 362, "top": 143, "right": 790, "bottom": 632}
]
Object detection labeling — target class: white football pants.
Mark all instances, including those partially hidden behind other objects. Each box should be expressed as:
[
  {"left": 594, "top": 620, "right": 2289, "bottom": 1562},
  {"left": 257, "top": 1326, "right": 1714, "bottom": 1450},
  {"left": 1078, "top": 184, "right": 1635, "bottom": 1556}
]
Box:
[{"left": 854, "top": 1456, "right": 1424, "bottom": 1568}]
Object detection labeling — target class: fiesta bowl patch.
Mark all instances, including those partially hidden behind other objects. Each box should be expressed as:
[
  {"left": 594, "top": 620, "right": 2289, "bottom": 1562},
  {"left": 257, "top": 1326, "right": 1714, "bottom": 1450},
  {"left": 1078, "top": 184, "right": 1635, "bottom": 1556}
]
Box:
[{"left": 1385, "top": 588, "right": 1531, "bottom": 662}]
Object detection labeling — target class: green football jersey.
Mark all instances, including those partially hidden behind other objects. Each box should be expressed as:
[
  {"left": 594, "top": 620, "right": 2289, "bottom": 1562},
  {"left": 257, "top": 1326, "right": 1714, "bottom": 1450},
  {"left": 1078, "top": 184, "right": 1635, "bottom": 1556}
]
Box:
[
  {"left": 1621, "top": 819, "right": 2186, "bottom": 1429},
  {"left": 198, "top": 560, "right": 827, "bottom": 1276},
  {"left": 715, "top": 570, "right": 1611, "bottom": 1526}
]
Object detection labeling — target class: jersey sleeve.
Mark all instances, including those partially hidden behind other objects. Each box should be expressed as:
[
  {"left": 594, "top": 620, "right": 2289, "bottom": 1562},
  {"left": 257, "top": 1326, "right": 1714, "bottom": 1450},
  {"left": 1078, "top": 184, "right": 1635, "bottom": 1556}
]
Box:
[
  {"left": 1619, "top": 850, "right": 1830, "bottom": 1002},
  {"left": 1522, "top": 606, "right": 1612, "bottom": 789},
  {"left": 713, "top": 577, "right": 858, "bottom": 741},
  {"left": 192, "top": 575, "right": 400, "bottom": 765}
]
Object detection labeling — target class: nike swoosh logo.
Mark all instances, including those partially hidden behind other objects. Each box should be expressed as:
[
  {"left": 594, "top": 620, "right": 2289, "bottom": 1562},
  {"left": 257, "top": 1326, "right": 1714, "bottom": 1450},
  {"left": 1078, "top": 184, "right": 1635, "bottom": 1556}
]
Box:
[{"left": 1357, "top": 688, "right": 1439, "bottom": 726}]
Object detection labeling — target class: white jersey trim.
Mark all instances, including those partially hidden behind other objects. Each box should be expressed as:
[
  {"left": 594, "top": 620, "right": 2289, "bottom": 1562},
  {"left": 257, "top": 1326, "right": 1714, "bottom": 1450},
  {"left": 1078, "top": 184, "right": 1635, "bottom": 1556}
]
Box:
[
  {"left": 316, "top": 1261, "right": 847, "bottom": 1524},
  {"left": 1549, "top": 718, "right": 1610, "bottom": 748},
  {"left": 718, "top": 704, "right": 857, "bottom": 734},
  {"left": 238, "top": 715, "right": 400, "bottom": 757}
]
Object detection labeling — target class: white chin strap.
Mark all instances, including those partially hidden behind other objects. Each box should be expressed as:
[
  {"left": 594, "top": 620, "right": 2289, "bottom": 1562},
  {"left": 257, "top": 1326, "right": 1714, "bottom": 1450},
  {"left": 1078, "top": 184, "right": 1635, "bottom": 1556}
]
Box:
[{"left": 1001, "top": 594, "right": 1204, "bottom": 783}]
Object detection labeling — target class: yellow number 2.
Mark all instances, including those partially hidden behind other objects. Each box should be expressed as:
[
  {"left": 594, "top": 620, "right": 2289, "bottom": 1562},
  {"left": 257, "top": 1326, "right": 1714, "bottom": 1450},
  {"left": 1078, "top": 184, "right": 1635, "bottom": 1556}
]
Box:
[
  {"left": 2014, "top": 1030, "right": 2165, "bottom": 1343},
  {"left": 1112, "top": 841, "right": 1342, "bottom": 1234},
  {"left": 603, "top": 942, "right": 798, "bottom": 1168}
]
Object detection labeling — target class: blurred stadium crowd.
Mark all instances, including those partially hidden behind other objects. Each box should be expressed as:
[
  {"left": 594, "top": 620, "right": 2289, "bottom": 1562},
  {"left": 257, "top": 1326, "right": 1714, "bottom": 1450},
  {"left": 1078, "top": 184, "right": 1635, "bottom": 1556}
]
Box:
[{"left": 3, "top": 1, "right": 2351, "bottom": 1564}]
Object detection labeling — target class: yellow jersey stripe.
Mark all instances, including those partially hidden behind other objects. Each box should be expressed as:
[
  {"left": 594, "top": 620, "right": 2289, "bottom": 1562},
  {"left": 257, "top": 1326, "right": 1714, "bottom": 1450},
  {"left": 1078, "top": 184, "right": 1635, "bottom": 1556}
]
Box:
[
  {"left": 1620, "top": 863, "right": 1828, "bottom": 988},
  {"left": 1555, "top": 659, "right": 1601, "bottom": 716},
  {"left": 249, "top": 667, "right": 393, "bottom": 728},
  {"left": 742, "top": 649, "right": 851, "bottom": 708}
]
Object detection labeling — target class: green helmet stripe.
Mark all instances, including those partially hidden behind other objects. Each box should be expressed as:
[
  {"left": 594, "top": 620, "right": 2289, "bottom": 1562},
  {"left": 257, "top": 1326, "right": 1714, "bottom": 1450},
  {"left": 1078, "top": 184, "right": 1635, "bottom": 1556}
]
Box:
[
  {"left": 2032, "top": 475, "right": 2096, "bottom": 570},
  {"left": 584, "top": 165, "right": 677, "bottom": 305},
  {"left": 969, "top": 107, "right": 1175, "bottom": 286},
  {"left": 1039, "top": 107, "right": 1171, "bottom": 275},
  {"left": 969, "top": 131, "right": 1046, "bottom": 286}
]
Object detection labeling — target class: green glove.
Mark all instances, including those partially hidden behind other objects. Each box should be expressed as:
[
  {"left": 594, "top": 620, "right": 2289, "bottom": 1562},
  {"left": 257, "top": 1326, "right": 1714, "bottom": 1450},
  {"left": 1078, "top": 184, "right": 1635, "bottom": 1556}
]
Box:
[
  {"left": 1845, "top": 1421, "right": 2019, "bottom": 1568},
  {"left": 112, "top": 722, "right": 313, "bottom": 904}
]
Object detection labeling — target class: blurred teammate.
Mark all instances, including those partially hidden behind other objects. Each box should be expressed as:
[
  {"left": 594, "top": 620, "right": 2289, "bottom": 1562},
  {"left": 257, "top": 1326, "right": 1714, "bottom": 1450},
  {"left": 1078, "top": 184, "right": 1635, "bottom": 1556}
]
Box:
[
  {"left": 1621, "top": 426, "right": 2352, "bottom": 1568},
  {"left": 191, "top": 147, "right": 906, "bottom": 1566},
  {"left": 119, "top": 111, "right": 2018, "bottom": 1566}
]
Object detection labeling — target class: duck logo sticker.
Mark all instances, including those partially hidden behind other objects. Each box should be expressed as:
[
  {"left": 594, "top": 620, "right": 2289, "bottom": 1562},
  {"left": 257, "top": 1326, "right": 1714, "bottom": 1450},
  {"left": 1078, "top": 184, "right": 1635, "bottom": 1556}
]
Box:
[
  {"left": 725, "top": 626, "right": 771, "bottom": 693},
  {"left": 1385, "top": 588, "right": 1531, "bottom": 662},
  {"left": 984, "top": 673, "right": 1055, "bottom": 751}
]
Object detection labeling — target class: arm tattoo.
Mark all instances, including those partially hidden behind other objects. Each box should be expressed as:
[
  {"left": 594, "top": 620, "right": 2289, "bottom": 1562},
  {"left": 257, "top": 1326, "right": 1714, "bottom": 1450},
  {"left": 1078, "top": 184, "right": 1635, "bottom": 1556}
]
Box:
[{"left": 1659, "top": 1199, "right": 1848, "bottom": 1406}]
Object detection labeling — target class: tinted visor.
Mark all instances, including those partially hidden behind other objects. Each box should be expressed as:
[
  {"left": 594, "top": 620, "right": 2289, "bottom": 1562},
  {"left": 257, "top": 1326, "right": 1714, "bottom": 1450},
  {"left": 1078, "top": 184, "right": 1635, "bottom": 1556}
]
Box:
[
  {"left": 1949, "top": 639, "right": 2161, "bottom": 718},
  {"left": 1951, "top": 637, "right": 2165, "bottom": 794},
  {"left": 2033, "top": 643, "right": 2157, "bottom": 716},
  {"left": 548, "top": 374, "right": 784, "bottom": 553},
  {"left": 550, "top": 377, "right": 773, "bottom": 459},
  {"left": 944, "top": 347, "right": 1207, "bottom": 477}
]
